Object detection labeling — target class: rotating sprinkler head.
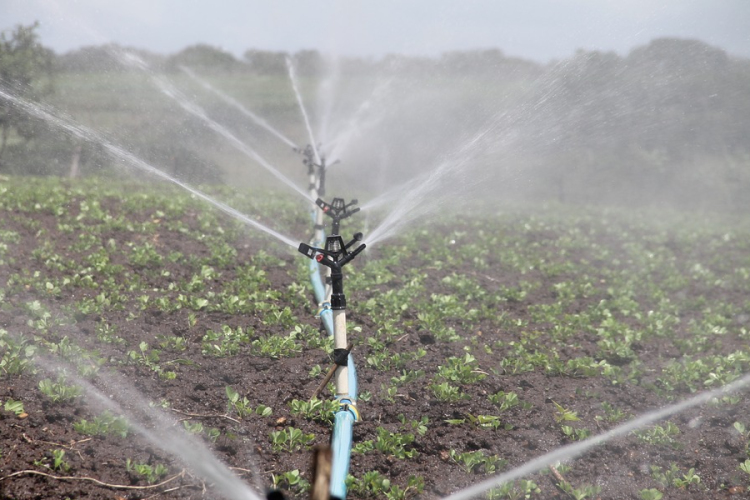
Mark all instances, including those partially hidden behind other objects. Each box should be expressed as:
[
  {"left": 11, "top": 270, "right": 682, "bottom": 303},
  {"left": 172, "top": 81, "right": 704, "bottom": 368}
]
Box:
[
  {"left": 316, "top": 197, "right": 360, "bottom": 235},
  {"left": 297, "top": 144, "right": 329, "bottom": 196},
  {"left": 298, "top": 233, "right": 365, "bottom": 310}
]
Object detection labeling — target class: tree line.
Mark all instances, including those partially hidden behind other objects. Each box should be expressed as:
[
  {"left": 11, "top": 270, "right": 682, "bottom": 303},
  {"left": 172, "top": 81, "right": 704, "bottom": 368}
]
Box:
[{"left": 1, "top": 22, "right": 749, "bottom": 211}]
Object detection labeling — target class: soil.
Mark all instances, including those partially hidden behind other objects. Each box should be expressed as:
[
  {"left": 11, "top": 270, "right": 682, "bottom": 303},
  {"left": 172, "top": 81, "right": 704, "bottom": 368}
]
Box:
[{"left": 1, "top": 185, "right": 749, "bottom": 500}]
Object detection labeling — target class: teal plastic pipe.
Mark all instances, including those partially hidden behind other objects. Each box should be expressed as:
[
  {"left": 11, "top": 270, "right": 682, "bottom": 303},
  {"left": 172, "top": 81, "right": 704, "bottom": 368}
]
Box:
[{"left": 330, "top": 404, "right": 357, "bottom": 499}]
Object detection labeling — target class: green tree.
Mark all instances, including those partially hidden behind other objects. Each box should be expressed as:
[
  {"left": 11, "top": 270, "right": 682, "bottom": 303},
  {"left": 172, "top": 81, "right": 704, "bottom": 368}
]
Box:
[{"left": 0, "top": 22, "right": 55, "bottom": 166}]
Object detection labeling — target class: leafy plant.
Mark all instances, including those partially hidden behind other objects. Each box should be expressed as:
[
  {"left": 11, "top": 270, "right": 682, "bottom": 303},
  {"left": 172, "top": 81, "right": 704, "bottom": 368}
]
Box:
[
  {"left": 126, "top": 459, "right": 169, "bottom": 484},
  {"left": 450, "top": 449, "right": 507, "bottom": 474},
  {"left": 270, "top": 469, "right": 310, "bottom": 495},
  {"left": 38, "top": 375, "right": 83, "bottom": 403},
  {"left": 269, "top": 427, "right": 315, "bottom": 452},
  {"left": 635, "top": 422, "right": 681, "bottom": 448},
  {"left": 73, "top": 411, "right": 129, "bottom": 438},
  {"left": 289, "top": 398, "right": 339, "bottom": 424},
  {"left": 639, "top": 489, "right": 663, "bottom": 500},
  {"left": 347, "top": 471, "right": 424, "bottom": 500}
]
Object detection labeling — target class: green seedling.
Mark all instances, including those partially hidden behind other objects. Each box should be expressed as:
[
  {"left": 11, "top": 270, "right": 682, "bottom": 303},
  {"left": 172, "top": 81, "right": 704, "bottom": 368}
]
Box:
[
  {"left": 467, "top": 413, "right": 508, "bottom": 431},
  {"left": 38, "top": 375, "right": 83, "bottom": 403},
  {"left": 635, "top": 422, "right": 681, "bottom": 448},
  {"left": 347, "top": 471, "right": 424, "bottom": 500},
  {"left": 353, "top": 427, "right": 418, "bottom": 459},
  {"left": 270, "top": 469, "right": 310, "bottom": 495},
  {"left": 449, "top": 449, "right": 507, "bottom": 474},
  {"left": 4, "top": 398, "right": 25, "bottom": 416},
  {"left": 397, "top": 414, "right": 429, "bottom": 436},
  {"left": 289, "top": 398, "right": 339, "bottom": 423},
  {"left": 51, "top": 449, "right": 70, "bottom": 472},
  {"left": 552, "top": 401, "right": 579, "bottom": 423},
  {"left": 486, "top": 479, "right": 540, "bottom": 500},
  {"left": 639, "top": 489, "right": 663, "bottom": 500},
  {"left": 251, "top": 331, "right": 302, "bottom": 358},
  {"left": 126, "top": 459, "right": 169, "bottom": 484},
  {"left": 436, "top": 353, "right": 486, "bottom": 384},
  {"left": 430, "top": 382, "right": 469, "bottom": 403},
  {"left": 270, "top": 427, "right": 315, "bottom": 452},
  {"left": 74, "top": 411, "right": 129, "bottom": 438},
  {"left": 557, "top": 482, "right": 601, "bottom": 500},
  {"left": 560, "top": 425, "right": 591, "bottom": 441}
]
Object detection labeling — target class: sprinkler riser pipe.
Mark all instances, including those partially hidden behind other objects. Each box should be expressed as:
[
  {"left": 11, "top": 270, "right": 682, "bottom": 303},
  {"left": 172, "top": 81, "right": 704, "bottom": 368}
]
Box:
[{"left": 334, "top": 309, "right": 349, "bottom": 397}]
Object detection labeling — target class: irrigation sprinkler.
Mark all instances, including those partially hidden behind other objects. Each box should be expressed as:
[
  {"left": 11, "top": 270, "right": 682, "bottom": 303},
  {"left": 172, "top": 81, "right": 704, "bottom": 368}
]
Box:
[
  {"left": 299, "top": 232, "right": 365, "bottom": 399},
  {"left": 298, "top": 232, "right": 365, "bottom": 500},
  {"left": 316, "top": 197, "right": 360, "bottom": 236}
]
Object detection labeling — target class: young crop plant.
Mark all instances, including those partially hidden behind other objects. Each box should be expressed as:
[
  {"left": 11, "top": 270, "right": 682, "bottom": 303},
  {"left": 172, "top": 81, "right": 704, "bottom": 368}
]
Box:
[
  {"left": 251, "top": 331, "right": 302, "bottom": 358},
  {"left": 353, "top": 427, "right": 418, "bottom": 459},
  {"left": 486, "top": 479, "right": 541, "bottom": 500},
  {"left": 38, "top": 375, "right": 84, "bottom": 403},
  {"left": 270, "top": 469, "right": 310, "bottom": 496},
  {"left": 269, "top": 427, "right": 315, "bottom": 452},
  {"left": 635, "top": 422, "right": 681, "bottom": 449},
  {"left": 436, "top": 353, "right": 487, "bottom": 384},
  {"left": 126, "top": 342, "right": 177, "bottom": 379},
  {"left": 488, "top": 391, "right": 532, "bottom": 412},
  {"left": 3, "top": 398, "right": 25, "bottom": 417},
  {"left": 430, "top": 381, "right": 469, "bottom": 403},
  {"left": 73, "top": 411, "right": 129, "bottom": 438},
  {"left": 0, "top": 330, "right": 36, "bottom": 375},
  {"left": 557, "top": 482, "right": 601, "bottom": 500},
  {"left": 289, "top": 398, "right": 339, "bottom": 424},
  {"left": 347, "top": 471, "right": 424, "bottom": 500},
  {"left": 201, "top": 324, "right": 251, "bottom": 356},
  {"left": 225, "top": 386, "right": 272, "bottom": 418},
  {"left": 449, "top": 449, "right": 508, "bottom": 474},
  {"left": 126, "top": 459, "right": 169, "bottom": 484},
  {"left": 639, "top": 489, "right": 663, "bottom": 500},
  {"left": 398, "top": 414, "right": 429, "bottom": 436}
]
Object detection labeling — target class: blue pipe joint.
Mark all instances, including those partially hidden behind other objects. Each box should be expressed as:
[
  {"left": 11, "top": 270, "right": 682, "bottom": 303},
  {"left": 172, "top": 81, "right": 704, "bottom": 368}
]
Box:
[{"left": 337, "top": 398, "right": 360, "bottom": 422}]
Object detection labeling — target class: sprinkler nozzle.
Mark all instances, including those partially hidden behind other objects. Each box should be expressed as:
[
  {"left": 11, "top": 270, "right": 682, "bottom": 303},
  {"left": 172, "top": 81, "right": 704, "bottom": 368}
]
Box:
[{"left": 316, "top": 197, "right": 360, "bottom": 235}]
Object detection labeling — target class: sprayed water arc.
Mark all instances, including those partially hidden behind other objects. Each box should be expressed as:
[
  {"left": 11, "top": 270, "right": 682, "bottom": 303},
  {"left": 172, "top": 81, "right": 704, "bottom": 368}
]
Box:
[
  {"left": 0, "top": 88, "right": 299, "bottom": 249},
  {"left": 180, "top": 65, "right": 300, "bottom": 150},
  {"left": 117, "top": 51, "right": 313, "bottom": 204}
]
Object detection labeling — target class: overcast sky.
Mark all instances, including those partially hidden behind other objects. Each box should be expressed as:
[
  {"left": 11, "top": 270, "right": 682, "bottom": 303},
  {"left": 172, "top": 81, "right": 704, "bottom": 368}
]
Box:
[{"left": 1, "top": 0, "right": 749, "bottom": 62}]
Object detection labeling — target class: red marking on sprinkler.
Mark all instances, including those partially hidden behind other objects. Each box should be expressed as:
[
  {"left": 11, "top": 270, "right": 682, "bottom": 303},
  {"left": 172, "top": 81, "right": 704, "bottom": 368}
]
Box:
[{"left": 316, "top": 253, "right": 324, "bottom": 262}]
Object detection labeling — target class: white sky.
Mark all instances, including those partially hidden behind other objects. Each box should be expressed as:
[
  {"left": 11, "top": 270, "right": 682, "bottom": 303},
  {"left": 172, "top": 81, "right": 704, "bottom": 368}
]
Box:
[{"left": 1, "top": 0, "right": 749, "bottom": 62}]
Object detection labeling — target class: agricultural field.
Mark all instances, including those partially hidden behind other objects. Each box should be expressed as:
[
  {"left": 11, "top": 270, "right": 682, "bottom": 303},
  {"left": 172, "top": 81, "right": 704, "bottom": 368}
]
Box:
[{"left": 1, "top": 175, "right": 750, "bottom": 499}]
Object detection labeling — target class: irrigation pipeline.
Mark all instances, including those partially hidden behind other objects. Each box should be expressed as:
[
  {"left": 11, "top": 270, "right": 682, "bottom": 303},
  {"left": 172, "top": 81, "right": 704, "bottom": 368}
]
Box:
[{"left": 301, "top": 166, "right": 362, "bottom": 499}]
